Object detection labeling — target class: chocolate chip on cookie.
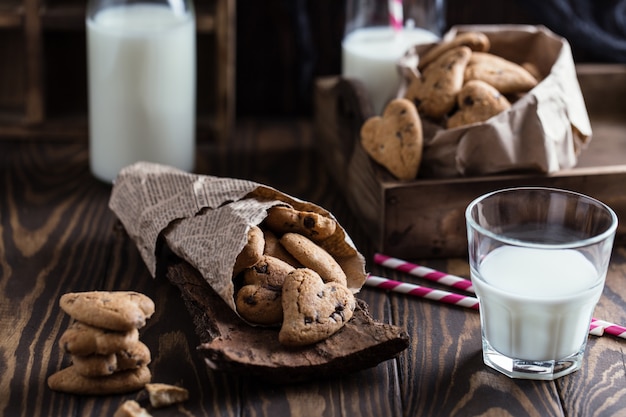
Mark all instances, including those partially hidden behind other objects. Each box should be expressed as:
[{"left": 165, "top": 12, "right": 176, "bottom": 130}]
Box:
[
  {"left": 264, "top": 206, "right": 337, "bottom": 241},
  {"left": 70, "top": 352, "right": 118, "bottom": 377},
  {"left": 405, "top": 46, "right": 472, "bottom": 119},
  {"left": 236, "top": 284, "right": 285, "bottom": 325},
  {"left": 243, "top": 255, "right": 295, "bottom": 288},
  {"left": 360, "top": 98, "right": 423, "bottom": 180},
  {"left": 447, "top": 80, "right": 511, "bottom": 128},
  {"left": 279, "top": 268, "right": 356, "bottom": 347}
]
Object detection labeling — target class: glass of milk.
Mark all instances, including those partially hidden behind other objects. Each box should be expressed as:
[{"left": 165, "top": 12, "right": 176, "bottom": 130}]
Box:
[
  {"left": 86, "top": 0, "right": 196, "bottom": 183},
  {"left": 465, "top": 187, "right": 618, "bottom": 380},
  {"left": 342, "top": 0, "right": 445, "bottom": 115}
]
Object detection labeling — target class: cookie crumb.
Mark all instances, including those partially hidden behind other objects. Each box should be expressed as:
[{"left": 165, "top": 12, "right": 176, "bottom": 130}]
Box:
[
  {"left": 145, "top": 383, "right": 189, "bottom": 408},
  {"left": 114, "top": 400, "right": 152, "bottom": 417}
]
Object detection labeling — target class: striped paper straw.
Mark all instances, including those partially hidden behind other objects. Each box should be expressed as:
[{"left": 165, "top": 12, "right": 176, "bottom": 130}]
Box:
[
  {"left": 374, "top": 253, "right": 626, "bottom": 340},
  {"left": 388, "top": 0, "right": 403, "bottom": 32},
  {"left": 365, "top": 275, "right": 479, "bottom": 310},
  {"left": 374, "top": 253, "right": 474, "bottom": 293}
]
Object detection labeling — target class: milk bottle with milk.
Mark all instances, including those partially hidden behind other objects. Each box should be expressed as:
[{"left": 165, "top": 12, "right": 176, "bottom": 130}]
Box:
[
  {"left": 86, "top": 0, "right": 196, "bottom": 183},
  {"left": 342, "top": 0, "right": 445, "bottom": 115}
]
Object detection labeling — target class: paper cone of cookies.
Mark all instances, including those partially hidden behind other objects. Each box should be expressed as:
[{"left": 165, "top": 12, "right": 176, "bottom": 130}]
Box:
[
  {"left": 396, "top": 24, "right": 591, "bottom": 178},
  {"left": 109, "top": 162, "right": 367, "bottom": 335}
]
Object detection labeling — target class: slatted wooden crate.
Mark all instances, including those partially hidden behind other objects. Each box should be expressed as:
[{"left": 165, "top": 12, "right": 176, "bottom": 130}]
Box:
[{"left": 314, "top": 64, "right": 626, "bottom": 259}]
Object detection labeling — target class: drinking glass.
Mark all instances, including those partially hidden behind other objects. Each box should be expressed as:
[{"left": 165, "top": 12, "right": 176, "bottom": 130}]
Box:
[{"left": 466, "top": 187, "right": 618, "bottom": 380}]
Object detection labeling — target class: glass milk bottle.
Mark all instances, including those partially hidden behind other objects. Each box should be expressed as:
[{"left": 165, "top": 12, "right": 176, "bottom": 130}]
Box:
[
  {"left": 86, "top": 0, "right": 196, "bottom": 183},
  {"left": 342, "top": 0, "right": 445, "bottom": 115}
]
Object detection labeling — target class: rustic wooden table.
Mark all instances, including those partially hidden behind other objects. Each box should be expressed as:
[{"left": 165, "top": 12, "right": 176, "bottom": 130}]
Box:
[{"left": 1, "top": 119, "right": 625, "bottom": 417}]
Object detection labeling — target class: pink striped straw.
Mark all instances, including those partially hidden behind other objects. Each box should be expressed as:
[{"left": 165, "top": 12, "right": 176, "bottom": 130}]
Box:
[
  {"left": 374, "top": 253, "right": 474, "bottom": 293},
  {"left": 591, "top": 318, "right": 626, "bottom": 340},
  {"left": 366, "top": 275, "right": 479, "bottom": 310},
  {"left": 388, "top": 0, "right": 403, "bottom": 32},
  {"left": 373, "top": 253, "right": 626, "bottom": 340}
]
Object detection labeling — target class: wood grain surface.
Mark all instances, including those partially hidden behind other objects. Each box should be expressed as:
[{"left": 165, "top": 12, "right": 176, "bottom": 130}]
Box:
[{"left": 1, "top": 120, "right": 625, "bottom": 416}]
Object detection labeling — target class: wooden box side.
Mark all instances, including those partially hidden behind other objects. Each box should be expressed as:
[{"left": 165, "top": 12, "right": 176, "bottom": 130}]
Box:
[{"left": 382, "top": 168, "right": 626, "bottom": 259}]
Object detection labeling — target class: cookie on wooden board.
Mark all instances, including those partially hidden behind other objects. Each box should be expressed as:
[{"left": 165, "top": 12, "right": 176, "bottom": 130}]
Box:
[
  {"left": 279, "top": 268, "right": 356, "bottom": 347},
  {"left": 47, "top": 365, "right": 151, "bottom": 395}
]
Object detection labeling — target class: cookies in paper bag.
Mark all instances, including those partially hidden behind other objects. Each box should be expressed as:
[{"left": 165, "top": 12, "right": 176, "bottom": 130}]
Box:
[
  {"left": 109, "top": 162, "right": 408, "bottom": 381},
  {"left": 397, "top": 25, "right": 592, "bottom": 178}
]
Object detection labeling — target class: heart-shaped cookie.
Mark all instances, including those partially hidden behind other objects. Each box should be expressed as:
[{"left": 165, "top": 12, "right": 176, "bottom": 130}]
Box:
[
  {"left": 360, "top": 98, "right": 423, "bottom": 181},
  {"left": 279, "top": 268, "right": 356, "bottom": 347}
]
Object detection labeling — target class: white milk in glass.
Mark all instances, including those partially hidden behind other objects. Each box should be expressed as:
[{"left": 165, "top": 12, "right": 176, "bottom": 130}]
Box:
[
  {"left": 342, "top": 27, "right": 438, "bottom": 115},
  {"left": 87, "top": 4, "right": 196, "bottom": 183},
  {"left": 472, "top": 246, "right": 603, "bottom": 362}
]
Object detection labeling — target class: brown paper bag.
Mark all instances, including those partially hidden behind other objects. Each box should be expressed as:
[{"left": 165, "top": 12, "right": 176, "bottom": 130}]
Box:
[
  {"left": 108, "top": 162, "right": 368, "bottom": 319},
  {"left": 398, "top": 24, "right": 592, "bottom": 178}
]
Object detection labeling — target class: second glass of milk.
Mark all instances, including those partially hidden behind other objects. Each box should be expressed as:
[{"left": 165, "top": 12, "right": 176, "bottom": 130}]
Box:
[
  {"left": 342, "top": 0, "right": 445, "bottom": 115},
  {"left": 86, "top": 0, "right": 196, "bottom": 183},
  {"left": 466, "top": 187, "right": 618, "bottom": 380}
]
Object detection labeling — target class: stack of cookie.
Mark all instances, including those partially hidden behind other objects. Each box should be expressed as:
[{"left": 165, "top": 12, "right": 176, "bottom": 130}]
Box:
[{"left": 48, "top": 291, "right": 155, "bottom": 395}]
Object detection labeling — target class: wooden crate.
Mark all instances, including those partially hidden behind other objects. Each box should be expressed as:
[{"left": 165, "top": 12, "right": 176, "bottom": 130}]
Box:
[
  {"left": 0, "top": 0, "right": 235, "bottom": 142},
  {"left": 313, "top": 64, "right": 626, "bottom": 259}
]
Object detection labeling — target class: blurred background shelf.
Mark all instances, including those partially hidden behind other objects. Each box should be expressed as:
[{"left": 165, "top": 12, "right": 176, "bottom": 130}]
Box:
[{"left": 1, "top": 0, "right": 621, "bottom": 142}]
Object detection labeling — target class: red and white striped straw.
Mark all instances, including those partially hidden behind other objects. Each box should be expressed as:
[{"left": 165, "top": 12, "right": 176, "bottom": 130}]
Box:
[
  {"left": 374, "top": 253, "right": 474, "bottom": 293},
  {"left": 373, "top": 253, "right": 626, "bottom": 340},
  {"left": 388, "top": 0, "right": 403, "bottom": 32},
  {"left": 591, "top": 318, "right": 626, "bottom": 339},
  {"left": 365, "top": 275, "right": 479, "bottom": 310}
]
